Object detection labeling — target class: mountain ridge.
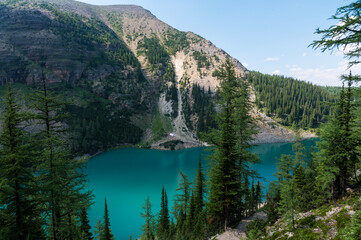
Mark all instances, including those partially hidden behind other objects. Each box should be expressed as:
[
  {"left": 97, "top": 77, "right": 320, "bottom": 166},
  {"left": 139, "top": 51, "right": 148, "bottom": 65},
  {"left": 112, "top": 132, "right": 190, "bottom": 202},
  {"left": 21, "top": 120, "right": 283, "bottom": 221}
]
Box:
[{"left": 0, "top": 0, "right": 325, "bottom": 152}]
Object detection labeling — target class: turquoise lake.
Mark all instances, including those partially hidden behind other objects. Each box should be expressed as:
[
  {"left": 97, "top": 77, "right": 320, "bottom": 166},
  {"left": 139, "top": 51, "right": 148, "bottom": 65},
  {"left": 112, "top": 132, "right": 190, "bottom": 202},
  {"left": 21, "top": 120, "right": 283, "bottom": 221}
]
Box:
[{"left": 86, "top": 139, "right": 317, "bottom": 240}]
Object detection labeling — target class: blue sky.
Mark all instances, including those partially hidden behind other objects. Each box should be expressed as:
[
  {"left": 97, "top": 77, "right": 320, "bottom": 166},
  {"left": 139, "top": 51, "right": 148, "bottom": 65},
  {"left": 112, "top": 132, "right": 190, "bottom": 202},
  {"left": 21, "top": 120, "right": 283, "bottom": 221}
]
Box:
[{"left": 77, "top": 0, "right": 359, "bottom": 86}]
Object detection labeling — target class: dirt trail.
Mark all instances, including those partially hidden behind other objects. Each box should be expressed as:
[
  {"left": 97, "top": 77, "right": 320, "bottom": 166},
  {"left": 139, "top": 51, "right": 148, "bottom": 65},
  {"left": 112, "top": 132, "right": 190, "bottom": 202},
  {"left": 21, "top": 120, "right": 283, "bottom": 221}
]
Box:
[{"left": 215, "top": 212, "right": 267, "bottom": 240}]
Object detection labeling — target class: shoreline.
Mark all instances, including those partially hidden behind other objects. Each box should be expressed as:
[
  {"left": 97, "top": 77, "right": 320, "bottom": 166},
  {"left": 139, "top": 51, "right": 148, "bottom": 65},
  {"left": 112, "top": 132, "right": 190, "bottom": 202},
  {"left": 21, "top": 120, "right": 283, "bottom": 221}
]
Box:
[{"left": 83, "top": 135, "right": 319, "bottom": 160}]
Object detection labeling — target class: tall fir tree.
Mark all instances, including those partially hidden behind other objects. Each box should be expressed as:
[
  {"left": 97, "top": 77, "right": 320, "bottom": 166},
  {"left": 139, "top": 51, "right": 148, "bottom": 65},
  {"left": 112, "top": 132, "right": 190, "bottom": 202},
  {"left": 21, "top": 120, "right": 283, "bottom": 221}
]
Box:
[
  {"left": 192, "top": 157, "right": 206, "bottom": 238},
  {"left": 29, "top": 76, "right": 92, "bottom": 239},
  {"left": 207, "top": 59, "right": 242, "bottom": 231},
  {"left": 173, "top": 171, "right": 191, "bottom": 236},
  {"left": 80, "top": 207, "right": 93, "bottom": 240},
  {"left": 101, "top": 198, "right": 114, "bottom": 240},
  {"left": 157, "top": 187, "right": 170, "bottom": 240},
  {"left": 0, "top": 83, "right": 44, "bottom": 239},
  {"left": 315, "top": 73, "right": 359, "bottom": 200},
  {"left": 93, "top": 220, "right": 104, "bottom": 240},
  {"left": 293, "top": 165, "right": 307, "bottom": 212},
  {"left": 141, "top": 196, "right": 155, "bottom": 240},
  {"left": 275, "top": 155, "right": 296, "bottom": 229}
]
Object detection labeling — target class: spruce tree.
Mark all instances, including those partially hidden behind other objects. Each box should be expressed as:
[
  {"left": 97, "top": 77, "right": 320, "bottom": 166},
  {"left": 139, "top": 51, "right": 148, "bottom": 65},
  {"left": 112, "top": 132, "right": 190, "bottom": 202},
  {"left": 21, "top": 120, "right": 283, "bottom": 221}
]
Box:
[
  {"left": 207, "top": 59, "right": 240, "bottom": 231},
  {"left": 275, "top": 155, "right": 296, "bottom": 228},
  {"left": 194, "top": 157, "right": 205, "bottom": 213},
  {"left": 101, "top": 198, "right": 114, "bottom": 240},
  {"left": 207, "top": 59, "right": 259, "bottom": 232},
  {"left": 141, "top": 196, "right": 155, "bottom": 240},
  {"left": 80, "top": 207, "right": 93, "bottom": 240},
  {"left": 93, "top": 220, "right": 104, "bottom": 240},
  {"left": 157, "top": 187, "right": 170, "bottom": 240},
  {"left": 192, "top": 157, "right": 206, "bottom": 238},
  {"left": 173, "top": 170, "right": 191, "bottom": 229},
  {"left": 293, "top": 166, "right": 307, "bottom": 212},
  {"left": 184, "top": 192, "right": 196, "bottom": 235},
  {"left": 0, "top": 83, "right": 44, "bottom": 239},
  {"left": 29, "top": 76, "right": 92, "bottom": 239},
  {"left": 315, "top": 74, "right": 359, "bottom": 200},
  {"left": 255, "top": 181, "right": 262, "bottom": 211}
]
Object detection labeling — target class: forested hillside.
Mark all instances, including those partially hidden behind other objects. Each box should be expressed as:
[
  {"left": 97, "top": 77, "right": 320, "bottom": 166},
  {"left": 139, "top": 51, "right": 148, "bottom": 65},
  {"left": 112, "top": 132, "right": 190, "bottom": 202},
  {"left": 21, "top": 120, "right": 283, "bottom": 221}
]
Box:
[
  {"left": 0, "top": 0, "right": 338, "bottom": 152},
  {"left": 248, "top": 71, "right": 337, "bottom": 129}
]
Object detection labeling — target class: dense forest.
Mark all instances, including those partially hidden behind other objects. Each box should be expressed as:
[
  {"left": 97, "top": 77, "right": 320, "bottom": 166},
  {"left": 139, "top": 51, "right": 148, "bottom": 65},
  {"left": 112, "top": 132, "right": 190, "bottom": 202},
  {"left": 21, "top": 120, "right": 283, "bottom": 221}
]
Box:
[{"left": 248, "top": 71, "right": 338, "bottom": 129}]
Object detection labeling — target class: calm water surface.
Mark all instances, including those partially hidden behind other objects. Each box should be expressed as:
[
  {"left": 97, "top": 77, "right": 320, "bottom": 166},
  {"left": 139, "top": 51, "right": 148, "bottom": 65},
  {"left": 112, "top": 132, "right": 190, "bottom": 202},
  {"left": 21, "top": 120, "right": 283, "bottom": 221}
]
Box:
[{"left": 86, "top": 139, "right": 316, "bottom": 239}]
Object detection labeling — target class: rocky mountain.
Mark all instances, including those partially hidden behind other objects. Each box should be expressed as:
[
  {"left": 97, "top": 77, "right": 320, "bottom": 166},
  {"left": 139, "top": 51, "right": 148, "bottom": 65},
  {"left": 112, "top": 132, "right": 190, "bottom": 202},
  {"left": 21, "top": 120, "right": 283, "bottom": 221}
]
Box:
[{"left": 0, "top": 0, "right": 319, "bottom": 152}]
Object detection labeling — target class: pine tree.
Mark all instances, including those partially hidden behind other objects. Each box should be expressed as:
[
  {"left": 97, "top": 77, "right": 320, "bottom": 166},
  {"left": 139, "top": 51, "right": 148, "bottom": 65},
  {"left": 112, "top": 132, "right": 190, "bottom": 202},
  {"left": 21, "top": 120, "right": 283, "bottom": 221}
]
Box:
[
  {"left": 192, "top": 157, "right": 206, "bottom": 238},
  {"left": 93, "top": 220, "right": 104, "bottom": 240},
  {"left": 234, "top": 80, "right": 260, "bottom": 218},
  {"left": 173, "top": 170, "right": 191, "bottom": 229},
  {"left": 101, "top": 198, "right": 113, "bottom": 240},
  {"left": 275, "top": 155, "right": 296, "bottom": 228},
  {"left": 255, "top": 181, "right": 262, "bottom": 211},
  {"left": 29, "top": 76, "right": 92, "bottom": 239},
  {"left": 157, "top": 187, "right": 170, "bottom": 240},
  {"left": 194, "top": 157, "right": 205, "bottom": 214},
  {"left": 264, "top": 182, "right": 281, "bottom": 224},
  {"left": 141, "top": 196, "right": 155, "bottom": 240},
  {"left": 184, "top": 192, "right": 196, "bottom": 235},
  {"left": 207, "top": 59, "right": 242, "bottom": 231},
  {"left": 315, "top": 74, "right": 359, "bottom": 200},
  {"left": 0, "top": 83, "right": 44, "bottom": 239},
  {"left": 293, "top": 166, "right": 307, "bottom": 212},
  {"left": 80, "top": 207, "right": 93, "bottom": 240}
]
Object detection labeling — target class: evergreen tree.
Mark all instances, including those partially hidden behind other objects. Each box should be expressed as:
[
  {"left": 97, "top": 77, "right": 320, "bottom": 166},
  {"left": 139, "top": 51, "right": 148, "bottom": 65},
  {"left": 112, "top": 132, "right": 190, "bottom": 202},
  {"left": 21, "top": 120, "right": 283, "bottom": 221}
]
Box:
[
  {"left": 184, "top": 192, "right": 196, "bottom": 235},
  {"left": 194, "top": 157, "right": 205, "bottom": 214},
  {"left": 173, "top": 171, "right": 191, "bottom": 236},
  {"left": 29, "top": 76, "right": 92, "bottom": 239},
  {"left": 157, "top": 187, "right": 170, "bottom": 240},
  {"left": 0, "top": 83, "right": 44, "bottom": 239},
  {"left": 80, "top": 207, "right": 93, "bottom": 240},
  {"left": 93, "top": 220, "right": 104, "bottom": 240},
  {"left": 192, "top": 157, "right": 206, "bottom": 238},
  {"left": 101, "top": 198, "right": 113, "bottom": 240},
  {"left": 311, "top": 0, "right": 361, "bottom": 67},
  {"left": 207, "top": 59, "right": 242, "bottom": 231},
  {"left": 315, "top": 75, "right": 359, "bottom": 200},
  {"left": 293, "top": 166, "right": 307, "bottom": 212},
  {"left": 141, "top": 196, "right": 155, "bottom": 240},
  {"left": 312, "top": 0, "right": 361, "bottom": 196},
  {"left": 275, "top": 155, "right": 296, "bottom": 228},
  {"left": 264, "top": 182, "right": 281, "bottom": 224},
  {"left": 255, "top": 181, "right": 262, "bottom": 211},
  {"left": 243, "top": 175, "right": 251, "bottom": 217}
]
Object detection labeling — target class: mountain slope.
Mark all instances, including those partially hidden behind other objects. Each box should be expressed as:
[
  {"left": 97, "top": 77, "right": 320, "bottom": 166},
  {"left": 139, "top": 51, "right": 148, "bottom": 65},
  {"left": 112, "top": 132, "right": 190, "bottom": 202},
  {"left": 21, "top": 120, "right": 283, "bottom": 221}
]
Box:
[{"left": 0, "top": 0, "right": 330, "bottom": 152}]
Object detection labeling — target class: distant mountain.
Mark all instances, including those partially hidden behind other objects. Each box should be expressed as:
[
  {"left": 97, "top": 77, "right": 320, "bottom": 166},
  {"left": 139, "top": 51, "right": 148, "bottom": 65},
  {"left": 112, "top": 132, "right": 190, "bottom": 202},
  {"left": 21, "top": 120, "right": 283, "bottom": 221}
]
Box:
[{"left": 0, "top": 0, "right": 335, "bottom": 153}]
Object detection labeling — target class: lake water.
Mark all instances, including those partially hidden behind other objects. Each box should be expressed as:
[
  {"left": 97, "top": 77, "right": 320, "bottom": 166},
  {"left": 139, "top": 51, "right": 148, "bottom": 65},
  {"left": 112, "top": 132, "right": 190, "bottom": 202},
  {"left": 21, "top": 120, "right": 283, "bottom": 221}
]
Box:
[{"left": 86, "top": 139, "right": 317, "bottom": 239}]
